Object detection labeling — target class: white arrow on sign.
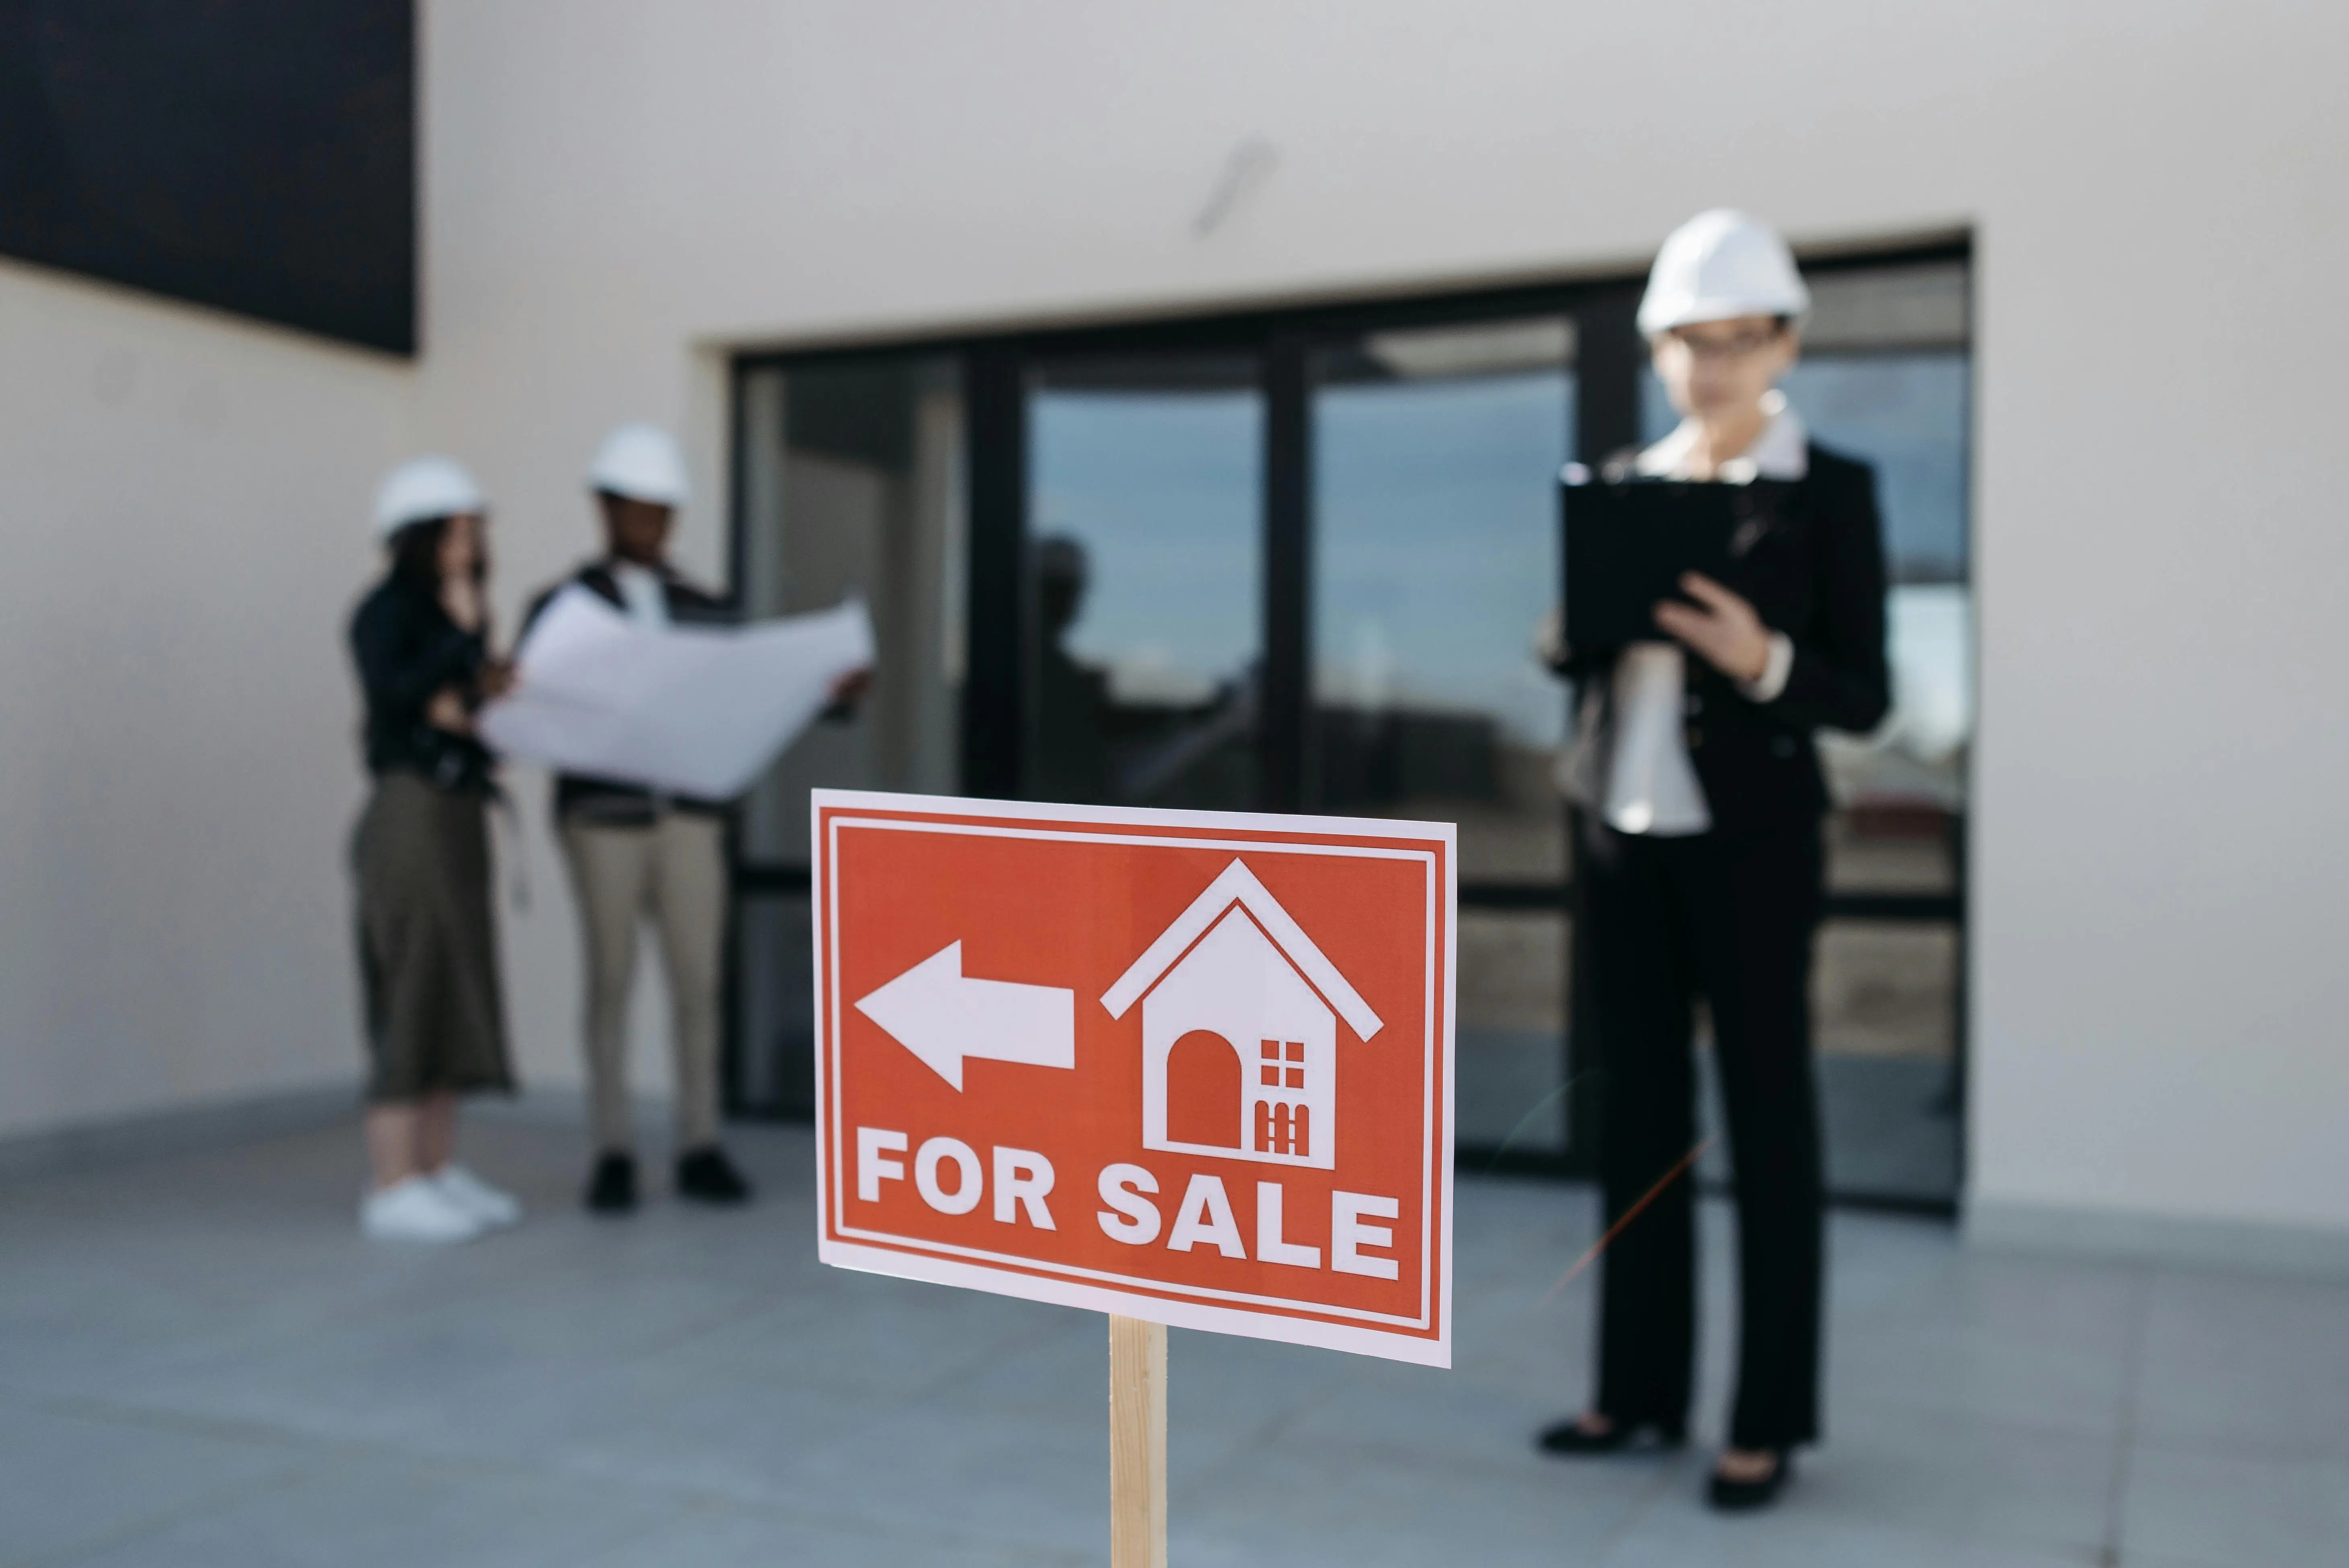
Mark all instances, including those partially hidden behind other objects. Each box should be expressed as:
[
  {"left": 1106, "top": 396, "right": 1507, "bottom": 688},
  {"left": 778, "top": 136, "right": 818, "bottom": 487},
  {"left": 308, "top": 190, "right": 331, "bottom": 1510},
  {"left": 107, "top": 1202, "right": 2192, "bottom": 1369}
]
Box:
[{"left": 852, "top": 941, "right": 1075, "bottom": 1091}]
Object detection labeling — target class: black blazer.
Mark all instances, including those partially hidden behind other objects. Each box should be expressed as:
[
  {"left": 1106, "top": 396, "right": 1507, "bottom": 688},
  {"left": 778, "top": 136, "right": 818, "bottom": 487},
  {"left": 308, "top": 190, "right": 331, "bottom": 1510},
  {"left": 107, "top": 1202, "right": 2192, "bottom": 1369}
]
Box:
[
  {"left": 349, "top": 574, "right": 496, "bottom": 794},
  {"left": 1558, "top": 442, "right": 1890, "bottom": 834}
]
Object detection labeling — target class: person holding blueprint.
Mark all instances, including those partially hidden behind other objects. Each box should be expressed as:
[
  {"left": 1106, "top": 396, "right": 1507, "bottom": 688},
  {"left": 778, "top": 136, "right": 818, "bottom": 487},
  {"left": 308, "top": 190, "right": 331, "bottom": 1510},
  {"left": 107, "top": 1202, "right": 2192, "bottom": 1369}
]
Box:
[{"left": 500, "top": 424, "right": 869, "bottom": 1216}]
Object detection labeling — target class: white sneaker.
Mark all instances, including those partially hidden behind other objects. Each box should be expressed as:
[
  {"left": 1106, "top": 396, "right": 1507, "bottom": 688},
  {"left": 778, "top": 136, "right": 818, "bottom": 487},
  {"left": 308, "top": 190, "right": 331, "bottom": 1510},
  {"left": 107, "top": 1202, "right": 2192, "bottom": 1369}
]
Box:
[
  {"left": 433, "top": 1163, "right": 522, "bottom": 1228},
  {"left": 361, "top": 1175, "right": 485, "bottom": 1243}
]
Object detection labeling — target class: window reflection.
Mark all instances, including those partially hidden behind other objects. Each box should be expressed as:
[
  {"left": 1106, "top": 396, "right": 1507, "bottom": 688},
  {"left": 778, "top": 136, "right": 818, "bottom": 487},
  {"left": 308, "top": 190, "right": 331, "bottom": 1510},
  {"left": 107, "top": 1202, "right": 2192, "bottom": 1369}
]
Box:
[
  {"left": 1311, "top": 319, "right": 1576, "bottom": 883},
  {"left": 737, "top": 356, "right": 967, "bottom": 865},
  {"left": 1311, "top": 316, "right": 1578, "bottom": 1159},
  {"left": 730, "top": 356, "right": 967, "bottom": 1117},
  {"left": 1025, "top": 362, "right": 1263, "bottom": 809}
]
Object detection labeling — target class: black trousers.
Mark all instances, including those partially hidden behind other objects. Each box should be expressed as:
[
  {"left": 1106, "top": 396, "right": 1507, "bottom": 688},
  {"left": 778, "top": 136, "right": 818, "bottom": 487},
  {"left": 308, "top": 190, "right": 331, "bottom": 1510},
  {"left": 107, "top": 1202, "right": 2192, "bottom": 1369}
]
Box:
[{"left": 1580, "top": 812, "right": 1825, "bottom": 1450}]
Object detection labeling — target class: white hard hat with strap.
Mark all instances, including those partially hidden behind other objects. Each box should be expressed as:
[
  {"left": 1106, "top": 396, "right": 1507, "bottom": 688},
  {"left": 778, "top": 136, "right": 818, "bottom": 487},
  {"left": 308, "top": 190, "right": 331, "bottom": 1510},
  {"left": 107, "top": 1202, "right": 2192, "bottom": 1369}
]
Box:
[
  {"left": 587, "top": 423, "right": 689, "bottom": 507},
  {"left": 1637, "top": 209, "right": 1810, "bottom": 336},
  {"left": 373, "top": 456, "right": 486, "bottom": 539}
]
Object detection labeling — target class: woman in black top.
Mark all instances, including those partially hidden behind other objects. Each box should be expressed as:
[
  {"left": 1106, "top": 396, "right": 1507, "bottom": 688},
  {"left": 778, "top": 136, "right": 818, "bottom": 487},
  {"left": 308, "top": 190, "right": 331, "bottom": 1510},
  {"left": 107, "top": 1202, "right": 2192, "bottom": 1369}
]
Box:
[
  {"left": 346, "top": 457, "right": 522, "bottom": 1243},
  {"left": 1536, "top": 212, "right": 1890, "bottom": 1510}
]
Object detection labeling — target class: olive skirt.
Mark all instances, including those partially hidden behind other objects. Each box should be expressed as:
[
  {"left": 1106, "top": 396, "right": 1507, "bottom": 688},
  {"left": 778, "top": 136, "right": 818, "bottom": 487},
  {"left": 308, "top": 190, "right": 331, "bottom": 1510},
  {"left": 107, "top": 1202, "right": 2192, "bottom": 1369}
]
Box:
[{"left": 350, "top": 772, "right": 515, "bottom": 1102}]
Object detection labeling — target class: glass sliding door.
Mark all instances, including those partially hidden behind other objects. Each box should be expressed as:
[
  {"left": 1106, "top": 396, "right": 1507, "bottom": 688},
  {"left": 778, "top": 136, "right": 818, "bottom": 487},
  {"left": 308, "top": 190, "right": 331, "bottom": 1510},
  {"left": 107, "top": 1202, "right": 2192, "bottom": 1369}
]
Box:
[
  {"left": 1024, "top": 356, "right": 1264, "bottom": 811},
  {"left": 1308, "top": 315, "right": 1578, "bottom": 1160},
  {"left": 731, "top": 240, "right": 1970, "bottom": 1207},
  {"left": 729, "top": 355, "right": 966, "bottom": 1116}
]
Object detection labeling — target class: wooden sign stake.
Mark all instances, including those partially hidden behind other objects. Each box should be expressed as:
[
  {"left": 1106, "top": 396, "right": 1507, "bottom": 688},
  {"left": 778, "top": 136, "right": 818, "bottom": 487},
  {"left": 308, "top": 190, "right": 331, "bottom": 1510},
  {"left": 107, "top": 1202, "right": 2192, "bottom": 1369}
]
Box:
[{"left": 1108, "top": 1314, "right": 1167, "bottom": 1568}]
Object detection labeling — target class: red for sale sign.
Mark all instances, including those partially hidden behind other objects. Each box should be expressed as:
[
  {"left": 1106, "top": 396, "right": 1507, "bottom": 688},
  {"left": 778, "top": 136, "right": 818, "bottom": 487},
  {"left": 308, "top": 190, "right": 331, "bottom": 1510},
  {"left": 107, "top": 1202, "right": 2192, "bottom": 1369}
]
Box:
[{"left": 811, "top": 791, "right": 1456, "bottom": 1366}]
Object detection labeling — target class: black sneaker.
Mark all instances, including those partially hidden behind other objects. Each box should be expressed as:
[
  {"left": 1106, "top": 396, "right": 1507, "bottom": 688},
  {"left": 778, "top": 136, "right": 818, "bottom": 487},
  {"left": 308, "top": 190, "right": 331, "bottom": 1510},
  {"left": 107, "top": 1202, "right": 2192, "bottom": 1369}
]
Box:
[
  {"left": 585, "top": 1152, "right": 637, "bottom": 1214},
  {"left": 676, "top": 1146, "right": 752, "bottom": 1205}
]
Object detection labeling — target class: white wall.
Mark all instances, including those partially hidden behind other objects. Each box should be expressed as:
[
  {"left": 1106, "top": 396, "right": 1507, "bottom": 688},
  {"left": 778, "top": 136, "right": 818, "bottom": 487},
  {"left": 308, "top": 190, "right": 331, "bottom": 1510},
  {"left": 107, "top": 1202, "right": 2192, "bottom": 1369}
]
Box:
[
  {"left": 0, "top": 259, "right": 410, "bottom": 1141},
  {"left": 12, "top": 1, "right": 2315, "bottom": 1248}
]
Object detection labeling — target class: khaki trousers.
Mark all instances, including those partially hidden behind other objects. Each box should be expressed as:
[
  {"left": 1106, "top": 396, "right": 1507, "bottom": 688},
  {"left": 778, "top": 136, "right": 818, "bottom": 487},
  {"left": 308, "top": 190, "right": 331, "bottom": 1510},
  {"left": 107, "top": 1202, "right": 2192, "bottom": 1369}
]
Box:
[{"left": 560, "top": 815, "right": 725, "bottom": 1153}]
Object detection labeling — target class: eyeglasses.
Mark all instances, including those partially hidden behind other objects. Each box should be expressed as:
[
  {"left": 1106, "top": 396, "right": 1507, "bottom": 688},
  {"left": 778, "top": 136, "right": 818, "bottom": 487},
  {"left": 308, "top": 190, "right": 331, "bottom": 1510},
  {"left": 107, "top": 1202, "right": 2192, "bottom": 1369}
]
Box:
[{"left": 1661, "top": 326, "right": 1785, "bottom": 362}]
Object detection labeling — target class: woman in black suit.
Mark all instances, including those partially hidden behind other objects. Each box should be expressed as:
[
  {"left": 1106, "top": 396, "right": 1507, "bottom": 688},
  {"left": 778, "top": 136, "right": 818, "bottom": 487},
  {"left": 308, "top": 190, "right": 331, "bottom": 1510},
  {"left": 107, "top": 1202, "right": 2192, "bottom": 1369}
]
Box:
[{"left": 1537, "top": 210, "right": 1890, "bottom": 1510}]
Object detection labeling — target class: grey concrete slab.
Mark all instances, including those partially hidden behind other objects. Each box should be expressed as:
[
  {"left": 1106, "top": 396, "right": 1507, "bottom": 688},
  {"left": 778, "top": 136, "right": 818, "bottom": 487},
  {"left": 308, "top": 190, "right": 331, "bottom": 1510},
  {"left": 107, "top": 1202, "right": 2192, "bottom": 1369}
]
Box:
[
  {"left": 0, "top": 1105, "right": 2328, "bottom": 1565},
  {"left": 423, "top": 1345, "right": 895, "bottom": 1502},
  {"left": 56, "top": 1451, "right": 681, "bottom": 1568},
  {"left": 1602, "top": 1505, "right": 2094, "bottom": 1568},
  {"left": 1822, "top": 1250, "right": 2144, "bottom": 1436},
  {"left": 0, "top": 1395, "right": 309, "bottom": 1565},
  {"left": 2120, "top": 1441, "right": 2349, "bottom": 1566},
  {"left": 2134, "top": 1264, "right": 2349, "bottom": 1460},
  {"left": 1171, "top": 1430, "right": 1670, "bottom": 1568},
  {"left": 0, "top": 1119, "right": 605, "bottom": 1408},
  {"left": 747, "top": 1398, "right": 1112, "bottom": 1558},
  {"left": 1767, "top": 1406, "right": 2115, "bottom": 1560},
  {"left": 571, "top": 1503, "right": 1068, "bottom": 1568}
]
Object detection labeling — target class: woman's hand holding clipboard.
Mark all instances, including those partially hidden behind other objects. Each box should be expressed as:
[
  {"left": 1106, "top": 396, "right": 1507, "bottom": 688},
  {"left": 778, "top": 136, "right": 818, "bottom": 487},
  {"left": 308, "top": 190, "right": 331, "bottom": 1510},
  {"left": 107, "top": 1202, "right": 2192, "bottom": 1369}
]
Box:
[{"left": 1653, "top": 572, "right": 1775, "bottom": 684}]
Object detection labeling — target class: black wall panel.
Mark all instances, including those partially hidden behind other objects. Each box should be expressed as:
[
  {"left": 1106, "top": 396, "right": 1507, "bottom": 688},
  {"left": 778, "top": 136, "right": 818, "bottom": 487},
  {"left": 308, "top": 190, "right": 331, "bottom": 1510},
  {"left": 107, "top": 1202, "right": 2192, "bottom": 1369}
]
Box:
[{"left": 0, "top": 0, "right": 414, "bottom": 353}]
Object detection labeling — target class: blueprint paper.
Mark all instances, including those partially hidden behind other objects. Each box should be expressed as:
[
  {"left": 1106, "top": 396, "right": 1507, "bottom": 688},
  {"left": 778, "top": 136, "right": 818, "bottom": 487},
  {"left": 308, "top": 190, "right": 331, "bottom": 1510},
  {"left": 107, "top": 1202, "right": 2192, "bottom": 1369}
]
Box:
[{"left": 478, "top": 586, "right": 874, "bottom": 800}]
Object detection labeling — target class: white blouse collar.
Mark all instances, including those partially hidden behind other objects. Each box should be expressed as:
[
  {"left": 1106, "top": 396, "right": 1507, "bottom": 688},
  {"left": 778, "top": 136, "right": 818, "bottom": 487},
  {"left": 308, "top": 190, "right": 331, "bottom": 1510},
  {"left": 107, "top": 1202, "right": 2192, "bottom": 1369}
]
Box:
[{"left": 1634, "top": 390, "right": 1810, "bottom": 484}]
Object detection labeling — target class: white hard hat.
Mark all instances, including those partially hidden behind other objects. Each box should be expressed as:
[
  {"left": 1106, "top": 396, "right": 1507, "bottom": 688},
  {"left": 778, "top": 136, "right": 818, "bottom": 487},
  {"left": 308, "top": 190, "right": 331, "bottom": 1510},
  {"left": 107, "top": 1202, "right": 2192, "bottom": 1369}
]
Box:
[
  {"left": 372, "top": 455, "right": 486, "bottom": 539},
  {"left": 1637, "top": 209, "right": 1810, "bottom": 336},
  {"left": 587, "top": 422, "right": 688, "bottom": 507}
]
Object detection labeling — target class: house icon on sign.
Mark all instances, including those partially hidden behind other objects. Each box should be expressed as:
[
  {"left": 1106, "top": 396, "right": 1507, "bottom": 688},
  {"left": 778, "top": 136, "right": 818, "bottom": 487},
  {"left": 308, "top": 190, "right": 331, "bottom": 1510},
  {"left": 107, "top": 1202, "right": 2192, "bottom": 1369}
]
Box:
[{"left": 1101, "top": 859, "right": 1383, "bottom": 1171}]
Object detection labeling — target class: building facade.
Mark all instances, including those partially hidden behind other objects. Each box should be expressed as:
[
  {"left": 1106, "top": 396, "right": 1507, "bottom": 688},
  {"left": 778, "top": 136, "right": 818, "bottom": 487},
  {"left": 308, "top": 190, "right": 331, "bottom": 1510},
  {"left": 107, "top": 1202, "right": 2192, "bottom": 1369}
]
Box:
[{"left": 4, "top": 0, "right": 2345, "bottom": 1271}]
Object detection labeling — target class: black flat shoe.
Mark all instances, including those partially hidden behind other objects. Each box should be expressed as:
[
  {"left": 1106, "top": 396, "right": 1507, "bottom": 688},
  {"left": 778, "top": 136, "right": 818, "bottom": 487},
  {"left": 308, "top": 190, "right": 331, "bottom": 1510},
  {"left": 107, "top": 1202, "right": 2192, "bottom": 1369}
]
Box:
[
  {"left": 676, "top": 1145, "right": 752, "bottom": 1205},
  {"left": 585, "top": 1152, "right": 637, "bottom": 1214},
  {"left": 1707, "top": 1451, "right": 1793, "bottom": 1512},
  {"left": 1537, "top": 1414, "right": 1686, "bottom": 1456}
]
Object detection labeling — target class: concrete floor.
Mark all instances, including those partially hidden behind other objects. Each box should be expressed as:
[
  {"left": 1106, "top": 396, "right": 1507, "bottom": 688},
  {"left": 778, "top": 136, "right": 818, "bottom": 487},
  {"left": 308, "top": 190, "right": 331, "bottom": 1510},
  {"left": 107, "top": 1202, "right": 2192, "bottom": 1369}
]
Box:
[{"left": 3, "top": 1111, "right": 2345, "bottom": 1567}]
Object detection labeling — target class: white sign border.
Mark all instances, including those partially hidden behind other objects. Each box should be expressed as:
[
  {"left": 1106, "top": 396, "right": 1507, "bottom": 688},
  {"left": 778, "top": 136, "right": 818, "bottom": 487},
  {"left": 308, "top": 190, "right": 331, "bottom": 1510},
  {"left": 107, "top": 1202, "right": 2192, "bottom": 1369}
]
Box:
[{"left": 809, "top": 788, "right": 1458, "bottom": 1370}]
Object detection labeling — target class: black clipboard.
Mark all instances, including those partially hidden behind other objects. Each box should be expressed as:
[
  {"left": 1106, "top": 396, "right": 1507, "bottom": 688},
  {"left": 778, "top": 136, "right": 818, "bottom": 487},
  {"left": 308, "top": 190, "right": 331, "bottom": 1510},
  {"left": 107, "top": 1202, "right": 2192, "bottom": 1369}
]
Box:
[{"left": 1560, "top": 469, "right": 1742, "bottom": 651}]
